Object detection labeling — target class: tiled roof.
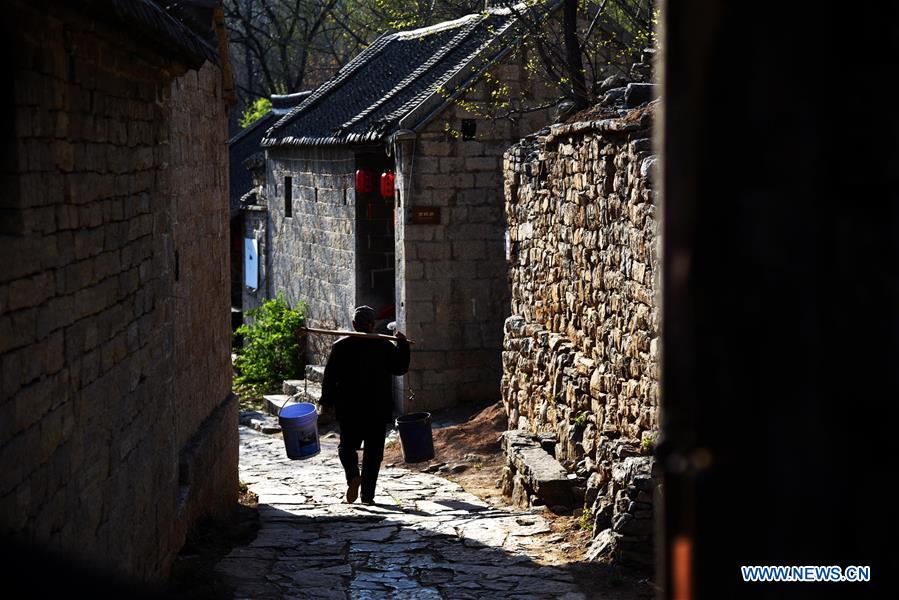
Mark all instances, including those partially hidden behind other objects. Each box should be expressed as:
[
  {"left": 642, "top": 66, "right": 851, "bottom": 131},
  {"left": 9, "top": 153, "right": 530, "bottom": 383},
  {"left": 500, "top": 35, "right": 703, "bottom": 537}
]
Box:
[
  {"left": 262, "top": 3, "right": 551, "bottom": 147},
  {"left": 228, "top": 111, "right": 276, "bottom": 216},
  {"left": 229, "top": 92, "right": 310, "bottom": 213},
  {"left": 99, "top": 0, "right": 220, "bottom": 68}
]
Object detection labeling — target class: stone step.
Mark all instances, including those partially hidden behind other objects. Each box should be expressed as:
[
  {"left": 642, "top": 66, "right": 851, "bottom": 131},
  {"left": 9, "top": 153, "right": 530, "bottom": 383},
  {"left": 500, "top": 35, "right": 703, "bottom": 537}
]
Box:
[
  {"left": 296, "top": 382, "right": 333, "bottom": 426},
  {"left": 282, "top": 380, "right": 303, "bottom": 395},
  {"left": 294, "top": 381, "right": 322, "bottom": 402},
  {"left": 283, "top": 379, "right": 323, "bottom": 400},
  {"left": 262, "top": 394, "right": 293, "bottom": 416},
  {"left": 265, "top": 386, "right": 334, "bottom": 426},
  {"left": 501, "top": 430, "right": 574, "bottom": 509},
  {"left": 305, "top": 365, "right": 325, "bottom": 383},
  {"left": 239, "top": 410, "right": 281, "bottom": 434}
]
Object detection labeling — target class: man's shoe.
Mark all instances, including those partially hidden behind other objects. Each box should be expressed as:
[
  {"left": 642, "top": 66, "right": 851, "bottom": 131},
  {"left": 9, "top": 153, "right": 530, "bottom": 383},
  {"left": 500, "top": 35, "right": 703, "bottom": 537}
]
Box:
[
  {"left": 346, "top": 475, "right": 362, "bottom": 503},
  {"left": 361, "top": 498, "right": 375, "bottom": 505}
]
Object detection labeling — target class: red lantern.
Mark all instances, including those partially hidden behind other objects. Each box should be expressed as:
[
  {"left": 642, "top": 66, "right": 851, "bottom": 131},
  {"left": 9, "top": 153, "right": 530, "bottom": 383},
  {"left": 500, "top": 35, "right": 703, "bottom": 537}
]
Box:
[
  {"left": 380, "top": 171, "right": 395, "bottom": 199},
  {"left": 355, "top": 169, "right": 375, "bottom": 194}
]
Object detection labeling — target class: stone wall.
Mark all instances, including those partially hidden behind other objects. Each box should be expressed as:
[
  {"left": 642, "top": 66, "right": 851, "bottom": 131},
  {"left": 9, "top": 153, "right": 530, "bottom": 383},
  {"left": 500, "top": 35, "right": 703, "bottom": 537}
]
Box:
[
  {"left": 266, "top": 147, "right": 356, "bottom": 362},
  {"left": 167, "top": 61, "right": 238, "bottom": 557},
  {"left": 393, "top": 58, "right": 556, "bottom": 412},
  {"left": 501, "top": 104, "right": 660, "bottom": 567},
  {"left": 0, "top": 3, "right": 236, "bottom": 582}
]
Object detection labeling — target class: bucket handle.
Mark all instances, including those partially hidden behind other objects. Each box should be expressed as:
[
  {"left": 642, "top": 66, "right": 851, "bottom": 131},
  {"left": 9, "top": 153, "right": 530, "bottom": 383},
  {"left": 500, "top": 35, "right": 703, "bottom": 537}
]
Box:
[{"left": 278, "top": 394, "right": 292, "bottom": 417}]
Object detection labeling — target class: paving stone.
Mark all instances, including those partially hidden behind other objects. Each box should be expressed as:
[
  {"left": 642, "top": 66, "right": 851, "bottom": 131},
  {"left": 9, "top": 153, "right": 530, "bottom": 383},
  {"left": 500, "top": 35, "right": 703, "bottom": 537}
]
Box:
[{"left": 213, "top": 426, "right": 587, "bottom": 598}]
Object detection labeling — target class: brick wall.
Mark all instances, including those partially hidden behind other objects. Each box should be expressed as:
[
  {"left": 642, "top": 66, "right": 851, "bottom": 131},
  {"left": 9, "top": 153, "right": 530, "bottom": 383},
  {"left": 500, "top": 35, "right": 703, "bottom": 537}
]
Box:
[
  {"left": 167, "top": 60, "right": 238, "bottom": 562},
  {"left": 394, "top": 58, "right": 556, "bottom": 412},
  {"left": 266, "top": 147, "right": 356, "bottom": 361},
  {"left": 501, "top": 105, "right": 660, "bottom": 566},
  {"left": 0, "top": 3, "right": 235, "bottom": 582}
]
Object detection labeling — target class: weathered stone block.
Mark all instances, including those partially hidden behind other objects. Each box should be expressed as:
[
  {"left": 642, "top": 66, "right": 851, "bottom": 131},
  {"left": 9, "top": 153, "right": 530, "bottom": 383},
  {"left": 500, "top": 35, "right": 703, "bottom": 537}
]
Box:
[{"left": 501, "top": 430, "right": 574, "bottom": 507}]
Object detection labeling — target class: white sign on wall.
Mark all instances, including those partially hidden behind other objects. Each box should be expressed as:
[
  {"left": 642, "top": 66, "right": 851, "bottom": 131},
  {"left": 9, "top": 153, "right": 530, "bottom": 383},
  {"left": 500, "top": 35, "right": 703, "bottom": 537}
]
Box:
[{"left": 244, "top": 238, "right": 258, "bottom": 290}]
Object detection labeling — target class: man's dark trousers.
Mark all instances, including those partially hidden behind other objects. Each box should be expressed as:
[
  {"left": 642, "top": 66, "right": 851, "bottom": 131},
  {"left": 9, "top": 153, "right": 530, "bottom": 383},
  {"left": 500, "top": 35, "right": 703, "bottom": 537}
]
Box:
[{"left": 338, "top": 419, "right": 386, "bottom": 503}]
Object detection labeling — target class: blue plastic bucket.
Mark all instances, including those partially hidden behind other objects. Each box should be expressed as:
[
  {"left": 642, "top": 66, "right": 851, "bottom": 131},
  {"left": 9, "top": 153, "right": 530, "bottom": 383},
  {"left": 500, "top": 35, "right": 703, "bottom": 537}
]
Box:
[
  {"left": 279, "top": 402, "right": 320, "bottom": 460},
  {"left": 396, "top": 412, "right": 435, "bottom": 463}
]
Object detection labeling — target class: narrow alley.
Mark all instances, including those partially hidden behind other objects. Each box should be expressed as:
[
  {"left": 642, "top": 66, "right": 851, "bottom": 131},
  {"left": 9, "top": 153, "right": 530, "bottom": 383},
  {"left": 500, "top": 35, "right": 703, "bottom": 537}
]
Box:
[
  {"left": 214, "top": 425, "right": 591, "bottom": 599},
  {"left": 4, "top": 3, "right": 896, "bottom": 599}
]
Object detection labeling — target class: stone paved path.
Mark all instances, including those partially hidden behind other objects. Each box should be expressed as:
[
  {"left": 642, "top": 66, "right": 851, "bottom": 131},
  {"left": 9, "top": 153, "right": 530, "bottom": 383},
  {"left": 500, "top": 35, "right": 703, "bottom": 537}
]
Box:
[{"left": 214, "top": 426, "right": 588, "bottom": 599}]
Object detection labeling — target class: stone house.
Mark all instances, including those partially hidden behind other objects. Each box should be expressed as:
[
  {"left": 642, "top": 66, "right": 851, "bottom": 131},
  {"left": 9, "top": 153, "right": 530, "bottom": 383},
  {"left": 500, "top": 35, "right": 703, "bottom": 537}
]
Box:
[
  {"left": 255, "top": 4, "right": 560, "bottom": 413},
  {"left": 1, "top": 0, "right": 236, "bottom": 584},
  {"left": 228, "top": 91, "right": 308, "bottom": 323}
]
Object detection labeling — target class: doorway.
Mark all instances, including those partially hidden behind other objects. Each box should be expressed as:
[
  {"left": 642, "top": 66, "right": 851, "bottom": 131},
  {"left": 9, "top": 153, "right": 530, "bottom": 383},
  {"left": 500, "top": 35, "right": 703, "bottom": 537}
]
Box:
[{"left": 354, "top": 151, "right": 396, "bottom": 334}]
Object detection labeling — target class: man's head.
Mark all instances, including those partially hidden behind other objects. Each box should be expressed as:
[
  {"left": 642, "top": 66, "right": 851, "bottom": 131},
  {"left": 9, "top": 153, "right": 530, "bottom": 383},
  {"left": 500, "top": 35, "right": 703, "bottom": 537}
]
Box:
[{"left": 352, "top": 305, "right": 375, "bottom": 333}]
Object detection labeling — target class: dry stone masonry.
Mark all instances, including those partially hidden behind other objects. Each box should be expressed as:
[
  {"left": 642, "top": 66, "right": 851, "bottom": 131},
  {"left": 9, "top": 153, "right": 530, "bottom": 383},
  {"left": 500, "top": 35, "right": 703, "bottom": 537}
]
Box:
[{"left": 501, "top": 98, "right": 661, "bottom": 567}]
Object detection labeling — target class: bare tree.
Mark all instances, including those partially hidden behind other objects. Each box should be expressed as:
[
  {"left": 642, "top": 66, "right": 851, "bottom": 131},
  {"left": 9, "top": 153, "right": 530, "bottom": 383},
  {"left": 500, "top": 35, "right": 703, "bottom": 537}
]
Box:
[
  {"left": 499, "top": 0, "right": 657, "bottom": 110},
  {"left": 369, "top": 0, "right": 483, "bottom": 29},
  {"left": 223, "top": 0, "right": 655, "bottom": 123},
  {"left": 223, "top": 0, "right": 385, "bottom": 108}
]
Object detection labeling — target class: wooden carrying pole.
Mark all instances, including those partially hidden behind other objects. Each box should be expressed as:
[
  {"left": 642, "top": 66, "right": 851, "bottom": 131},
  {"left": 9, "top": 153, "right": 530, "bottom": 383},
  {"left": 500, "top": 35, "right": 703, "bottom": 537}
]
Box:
[{"left": 299, "top": 326, "right": 414, "bottom": 345}]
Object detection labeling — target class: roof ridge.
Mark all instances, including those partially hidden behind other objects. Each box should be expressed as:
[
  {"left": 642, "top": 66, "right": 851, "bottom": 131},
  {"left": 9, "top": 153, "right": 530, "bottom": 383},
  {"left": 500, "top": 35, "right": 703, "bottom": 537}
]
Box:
[
  {"left": 261, "top": 2, "right": 554, "bottom": 147},
  {"left": 392, "top": 15, "right": 522, "bottom": 131},
  {"left": 334, "top": 17, "right": 486, "bottom": 136},
  {"left": 264, "top": 30, "right": 396, "bottom": 141},
  {"left": 393, "top": 0, "right": 531, "bottom": 38},
  {"left": 394, "top": 12, "right": 482, "bottom": 39}
]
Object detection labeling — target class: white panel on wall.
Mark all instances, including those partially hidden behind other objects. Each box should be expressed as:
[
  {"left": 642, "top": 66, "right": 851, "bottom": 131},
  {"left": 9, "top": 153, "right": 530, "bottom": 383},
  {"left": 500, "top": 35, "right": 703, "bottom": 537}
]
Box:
[{"left": 244, "top": 238, "right": 258, "bottom": 290}]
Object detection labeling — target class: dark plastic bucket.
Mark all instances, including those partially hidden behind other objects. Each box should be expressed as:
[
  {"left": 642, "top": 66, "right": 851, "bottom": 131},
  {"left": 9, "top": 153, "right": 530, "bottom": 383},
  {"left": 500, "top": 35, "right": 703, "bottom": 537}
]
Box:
[
  {"left": 279, "top": 402, "right": 320, "bottom": 460},
  {"left": 396, "top": 412, "right": 435, "bottom": 463}
]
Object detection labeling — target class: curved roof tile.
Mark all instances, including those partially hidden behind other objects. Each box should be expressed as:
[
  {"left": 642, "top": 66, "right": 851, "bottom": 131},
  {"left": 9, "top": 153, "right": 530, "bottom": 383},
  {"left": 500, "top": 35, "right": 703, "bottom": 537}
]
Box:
[{"left": 262, "top": 3, "right": 548, "bottom": 148}]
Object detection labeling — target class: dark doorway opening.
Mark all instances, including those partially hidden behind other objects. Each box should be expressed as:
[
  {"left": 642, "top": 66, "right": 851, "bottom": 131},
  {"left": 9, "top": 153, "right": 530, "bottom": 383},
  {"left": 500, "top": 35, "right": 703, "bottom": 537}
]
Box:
[{"left": 354, "top": 151, "right": 396, "bottom": 334}]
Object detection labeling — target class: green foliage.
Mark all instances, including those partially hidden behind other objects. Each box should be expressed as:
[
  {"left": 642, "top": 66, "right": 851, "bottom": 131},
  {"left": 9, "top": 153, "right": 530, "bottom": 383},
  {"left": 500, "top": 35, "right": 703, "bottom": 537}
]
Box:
[
  {"left": 640, "top": 435, "right": 656, "bottom": 455},
  {"left": 578, "top": 506, "right": 594, "bottom": 531},
  {"left": 233, "top": 295, "right": 306, "bottom": 392},
  {"left": 573, "top": 411, "right": 589, "bottom": 428},
  {"left": 233, "top": 381, "right": 269, "bottom": 410},
  {"left": 239, "top": 97, "right": 272, "bottom": 129}
]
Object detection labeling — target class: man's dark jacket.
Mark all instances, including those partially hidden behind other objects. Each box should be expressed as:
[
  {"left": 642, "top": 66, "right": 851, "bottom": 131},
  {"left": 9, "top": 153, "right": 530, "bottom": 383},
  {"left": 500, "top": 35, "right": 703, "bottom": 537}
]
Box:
[{"left": 320, "top": 336, "right": 410, "bottom": 424}]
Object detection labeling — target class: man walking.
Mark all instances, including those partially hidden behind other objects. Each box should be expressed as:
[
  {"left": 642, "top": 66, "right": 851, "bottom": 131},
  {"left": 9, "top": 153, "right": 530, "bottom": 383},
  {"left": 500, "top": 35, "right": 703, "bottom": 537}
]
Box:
[{"left": 320, "top": 305, "right": 410, "bottom": 504}]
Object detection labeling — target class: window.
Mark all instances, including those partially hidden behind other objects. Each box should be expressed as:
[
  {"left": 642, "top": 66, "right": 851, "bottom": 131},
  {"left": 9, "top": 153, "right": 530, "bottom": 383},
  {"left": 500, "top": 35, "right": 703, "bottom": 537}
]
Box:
[
  {"left": 284, "top": 176, "right": 292, "bottom": 218},
  {"left": 461, "top": 119, "right": 477, "bottom": 140}
]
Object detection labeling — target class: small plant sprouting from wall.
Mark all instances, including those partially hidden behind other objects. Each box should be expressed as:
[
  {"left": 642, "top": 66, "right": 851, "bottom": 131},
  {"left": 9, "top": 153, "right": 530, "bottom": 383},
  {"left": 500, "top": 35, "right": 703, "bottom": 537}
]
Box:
[
  {"left": 640, "top": 435, "right": 656, "bottom": 455},
  {"left": 233, "top": 295, "right": 306, "bottom": 396},
  {"left": 573, "top": 411, "right": 589, "bottom": 428},
  {"left": 578, "top": 506, "right": 594, "bottom": 531}
]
